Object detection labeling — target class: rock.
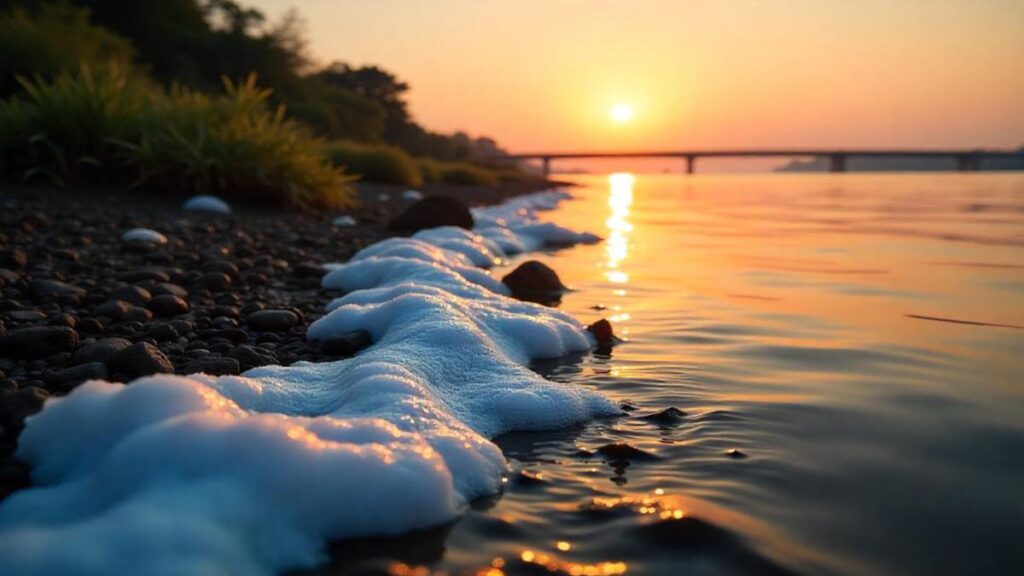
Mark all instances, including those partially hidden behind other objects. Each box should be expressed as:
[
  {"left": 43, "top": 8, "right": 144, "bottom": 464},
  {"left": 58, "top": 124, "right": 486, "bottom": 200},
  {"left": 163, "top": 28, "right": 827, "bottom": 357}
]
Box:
[
  {"left": 726, "top": 449, "right": 748, "bottom": 459},
  {"left": 229, "top": 345, "right": 278, "bottom": 371},
  {"left": 201, "top": 260, "right": 240, "bottom": 278},
  {"left": 201, "top": 272, "right": 232, "bottom": 291},
  {"left": 246, "top": 309, "right": 299, "bottom": 331},
  {"left": 0, "top": 326, "right": 79, "bottom": 359},
  {"left": 147, "top": 323, "right": 179, "bottom": 342},
  {"left": 202, "top": 328, "right": 248, "bottom": 344},
  {"left": 586, "top": 319, "right": 617, "bottom": 345},
  {"left": 44, "top": 362, "right": 107, "bottom": 392},
  {"left": 293, "top": 262, "right": 325, "bottom": 278},
  {"left": 147, "top": 294, "right": 190, "bottom": 317},
  {"left": 151, "top": 283, "right": 188, "bottom": 298},
  {"left": 1, "top": 386, "right": 48, "bottom": 431},
  {"left": 321, "top": 330, "right": 372, "bottom": 356},
  {"left": 0, "top": 249, "right": 27, "bottom": 269},
  {"left": 48, "top": 313, "right": 76, "bottom": 328},
  {"left": 8, "top": 310, "right": 46, "bottom": 322},
  {"left": 77, "top": 317, "right": 104, "bottom": 335},
  {"left": 119, "top": 268, "right": 170, "bottom": 283},
  {"left": 640, "top": 407, "right": 687, "bottom": 426},
  {"left": 93, "top": 299, "right": 133, "bottom": 319},
  {"left": 110, "top": 285, "right": 152, "bottom": 305},
  {"left": 183, "top": 195, "right": 231, "bottom": 214},
  {"left": 182, "top": 356, "right": 240, "bottom": 376},
  {"left": 122, "top": 228, "right": 168, "bottom": 245},
  {"left": 30, "top": 279, "right": 85, "bottom": 303},
  {"left": 387, "top": 195, "right": 474, "bottom": 233},
  {"left": 594, "top": 442, "right": 657, "bottom": 461},
  {"left": 107, "top": 342, "right": 174, "bottom": 379},
  {"left": 501, "top": 261, "right": 566, "bottom": 301},
  {"left": 72, "top": 337, "right": 132, "bottom": 365}
]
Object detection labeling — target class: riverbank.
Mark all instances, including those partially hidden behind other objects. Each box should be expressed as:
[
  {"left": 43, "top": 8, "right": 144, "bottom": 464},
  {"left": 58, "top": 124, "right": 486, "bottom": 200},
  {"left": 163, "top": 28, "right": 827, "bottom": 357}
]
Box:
[{"left": 0, "top": 179, "right": 560, "bottom": 498}]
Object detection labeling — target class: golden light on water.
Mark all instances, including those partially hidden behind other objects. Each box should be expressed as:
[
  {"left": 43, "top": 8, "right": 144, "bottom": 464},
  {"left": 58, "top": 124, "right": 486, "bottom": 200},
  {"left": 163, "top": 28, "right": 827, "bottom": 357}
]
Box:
[{"left": 605, "top": 173, "right": 634, "bottom": 285}]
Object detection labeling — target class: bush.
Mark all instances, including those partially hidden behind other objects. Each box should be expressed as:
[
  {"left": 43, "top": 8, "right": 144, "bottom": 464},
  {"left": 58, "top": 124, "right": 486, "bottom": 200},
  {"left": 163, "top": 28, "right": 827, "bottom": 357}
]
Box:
[
  {"left": 2, "top": 66, "right": 356, "bottom": 210},
  {"left": 131, "top": 75, "right": 356, "bottom": 210},
  {"left": 4, "top": 64, "right": 149, "bottom": 185},
  {"left": 418, "top": 158, "right": 500, "bottom": 186},
  {"left": 0, "top": 4, "right": 135, "bottom": 97},
  {"left": 325, "top": 140, "right": 422, "bottom": 186}
]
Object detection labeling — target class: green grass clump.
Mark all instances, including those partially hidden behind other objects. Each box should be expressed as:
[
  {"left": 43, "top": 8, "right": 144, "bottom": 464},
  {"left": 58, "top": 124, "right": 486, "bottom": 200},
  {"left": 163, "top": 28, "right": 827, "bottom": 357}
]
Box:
[
  {"left": 324, "top": 140, "right": 422, "bottom": 186},
  {"left": 1, "top": 66, "right": 355, "bottom": 210},
  {"left": 132, "top": 76, "right": 356, "bottom": 210}
]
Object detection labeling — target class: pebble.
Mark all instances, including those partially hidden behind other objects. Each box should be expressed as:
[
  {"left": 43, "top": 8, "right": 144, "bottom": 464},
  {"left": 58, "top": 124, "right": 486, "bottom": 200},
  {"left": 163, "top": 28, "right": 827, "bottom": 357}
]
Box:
[
  {"left": 110, "top": 285, "right": 152, "bottom": 305},
  {"left": 201, "top": 272, "right": 232, "bottom": 291},
  {"left": 147, "top": 294, "right": 190, "bottom": 317},
  {"left": 387, "top": 195, "right": 474, "bottom": 232},
  {"left": 72, "top": 337, "right": 132, "bottom": 365},
  {"left": 0, "top": 326, "right": 79, "bottom": 359},
  {"left": 1, "top": 386, "right": 48, "bottom": 431},
  {"left": 44, "top": 362, "right": 108, "bottom": 392},
  {"left": 229, "top": 344, "right": 278, "bottom": 371},
  {"left": 246, "top": 309, "right": 299, "bottom": 331},
  {"left": 107, "top": 342, "right": 174, "bottom": 380},
  {"left": 181, "top": 356, "right": 240, "bottom": 376},
  {"left": 501, "top": 260, "right": 566, "bottom": 302}
]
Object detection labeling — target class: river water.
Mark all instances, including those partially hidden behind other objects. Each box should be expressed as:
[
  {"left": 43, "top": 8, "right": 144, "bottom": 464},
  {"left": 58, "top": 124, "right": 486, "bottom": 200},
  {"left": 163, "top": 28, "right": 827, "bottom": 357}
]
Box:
[{"left": 320, "top": 172, "right": 1024, "bottom": 576}]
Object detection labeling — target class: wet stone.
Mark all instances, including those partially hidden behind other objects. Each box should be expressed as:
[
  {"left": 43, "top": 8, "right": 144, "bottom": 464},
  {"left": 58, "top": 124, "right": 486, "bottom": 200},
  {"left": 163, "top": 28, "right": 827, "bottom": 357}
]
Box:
[
  {"left": 0, "top": 326, "right": 79, "bottom": 359},
  {"left": 107, "top": 342, "right": 174, "bottom": 380},
  {"left": 110, "top": 285, "right": 152, "bottom": 305},
  {"left": 147, "top": 294, "right": 190, "bottom": 317},
  {"left": 246, "top": 309, "right": 299, "bottom": 331},
  {"left": 1, "top": 386, "right": 48, "bottom": 431},
  {"left": 181, "top": 356, "right": 240, "bottom": 376},
  {"left": 501, "top": 260, "right": 566, "bottom": 302},
  {"left": 44, "top": 362, "right": 108, "bottom": 393}
]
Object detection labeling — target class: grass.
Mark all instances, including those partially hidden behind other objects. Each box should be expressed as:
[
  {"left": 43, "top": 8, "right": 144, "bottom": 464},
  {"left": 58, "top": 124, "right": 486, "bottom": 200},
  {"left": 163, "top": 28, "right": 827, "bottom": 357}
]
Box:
[
  {"left": 324, "top": 140, "right": 422, "bottom": 186},
  {"left": 1, "top": 66, "right": 356, "bottom": 210},
  {"left": 417, "top": 158, "right": 501, "bottom": 186}
]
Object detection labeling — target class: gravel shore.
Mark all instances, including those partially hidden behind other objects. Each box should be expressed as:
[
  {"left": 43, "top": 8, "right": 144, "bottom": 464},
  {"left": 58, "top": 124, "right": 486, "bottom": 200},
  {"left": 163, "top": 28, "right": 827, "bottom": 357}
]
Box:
[{"left": 0, "top": 180, "right": 557, "bottom": 497}]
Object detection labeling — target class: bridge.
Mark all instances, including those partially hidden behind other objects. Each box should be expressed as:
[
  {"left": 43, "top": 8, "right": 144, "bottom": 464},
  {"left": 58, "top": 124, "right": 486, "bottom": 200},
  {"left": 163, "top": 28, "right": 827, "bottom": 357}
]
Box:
[{"left": 494, "top": 149, "right": 1024, "bottom": 177}]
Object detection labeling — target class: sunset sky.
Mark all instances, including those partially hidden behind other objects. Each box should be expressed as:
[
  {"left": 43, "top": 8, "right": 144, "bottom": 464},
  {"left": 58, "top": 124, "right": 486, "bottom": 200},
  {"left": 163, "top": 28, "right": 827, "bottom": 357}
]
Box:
[{"left": 251, "top": 0, "right": 1024, "bottom": 162}]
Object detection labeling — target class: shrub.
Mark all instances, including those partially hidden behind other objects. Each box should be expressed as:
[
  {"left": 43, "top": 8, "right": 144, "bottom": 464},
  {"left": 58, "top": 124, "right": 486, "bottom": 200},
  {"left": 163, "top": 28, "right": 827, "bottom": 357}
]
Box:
[
  {"left": 418, "top": 158, "right": 500, "bottom": 186},
  {"left": 0, "top": 4, "right": 135, "bottom": 97},
  {"left": 325, "top": 140, "right": 422, "bottom": 186},
  {"left": 6, "top": 64, "right": 149, "bottom": 185},
  {"left": 130, "top": 75, "right": 357, "bottom": 210},
  {"left": 2, "top": 66, "right": 356, "bottom": 210}
]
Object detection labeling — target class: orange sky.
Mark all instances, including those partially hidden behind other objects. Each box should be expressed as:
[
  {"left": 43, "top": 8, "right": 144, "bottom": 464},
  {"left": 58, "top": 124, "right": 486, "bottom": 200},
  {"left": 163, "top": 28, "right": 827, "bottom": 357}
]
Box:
[{"left": 252, "top": 0, "right": 1024, "bottom": 159}]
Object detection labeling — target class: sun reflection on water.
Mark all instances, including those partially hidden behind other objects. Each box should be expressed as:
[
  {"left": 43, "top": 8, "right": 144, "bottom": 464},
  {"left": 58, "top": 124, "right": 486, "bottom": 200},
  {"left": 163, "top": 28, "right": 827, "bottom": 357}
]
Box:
[{"left": 604, "top": 173, "right": 634, "bottom": 279}]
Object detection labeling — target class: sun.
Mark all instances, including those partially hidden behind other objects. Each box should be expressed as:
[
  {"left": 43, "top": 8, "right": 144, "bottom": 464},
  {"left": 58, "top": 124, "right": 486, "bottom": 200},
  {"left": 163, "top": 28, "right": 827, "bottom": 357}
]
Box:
[{"left": 609, "top": 103, "right": 635, "bottom": 124}]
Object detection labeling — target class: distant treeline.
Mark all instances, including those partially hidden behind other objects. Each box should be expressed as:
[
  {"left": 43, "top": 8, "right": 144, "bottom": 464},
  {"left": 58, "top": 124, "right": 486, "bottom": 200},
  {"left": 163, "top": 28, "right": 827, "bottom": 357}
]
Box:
[
  {"left": 0, "top": 0, "right": 528, "bottom": 208},
  {"left": 776, "top": 149, "right": 1024, "bottom": 173}
]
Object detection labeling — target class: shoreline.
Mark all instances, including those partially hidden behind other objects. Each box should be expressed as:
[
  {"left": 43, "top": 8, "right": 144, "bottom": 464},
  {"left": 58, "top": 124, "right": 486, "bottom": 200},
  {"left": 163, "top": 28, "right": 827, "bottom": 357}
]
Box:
[{"left": 0, "top": 179, "right": 564, "bottom": 498}]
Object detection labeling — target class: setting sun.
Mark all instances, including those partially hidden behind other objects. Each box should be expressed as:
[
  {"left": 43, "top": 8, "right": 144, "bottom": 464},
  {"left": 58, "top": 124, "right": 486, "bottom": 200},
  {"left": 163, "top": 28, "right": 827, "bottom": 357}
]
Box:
[{"left": 609, "top": 103, "right": 635, "bottom": 124}]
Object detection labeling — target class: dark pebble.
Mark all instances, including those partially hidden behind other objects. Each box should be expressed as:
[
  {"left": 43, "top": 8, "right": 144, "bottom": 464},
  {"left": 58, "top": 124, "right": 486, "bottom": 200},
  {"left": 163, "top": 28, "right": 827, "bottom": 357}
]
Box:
[
  {"left": 108, "top": 342, "right": 174, "bottom": 380},
  {"left": 201, "top": 272, "right": 232, "bottom": 291},
  {"left": 321, "top": 330, "right": 372, "bottom": 356},
  {"left": 0, "top": 326, "right": 79, "bottom": 359},
  {"left": 388, "top": 195, "right": 474, "bottom": 233},
  {"left": 1, "top": 386, "right": 48, "bottom": 431},
  {"left": 182, "top": 356, "right": 240, "bottom": 376},
  {"left": 44, "top": 362, "right": 108, "bottom": 392},
  {"left": 246, "top": 309, "right": 299, "bottom": 331},
  {"left": 229, "top": 344, "right": 278, "bottom": 371},
  {"left": 501, "top": 260, "right": 566, "bottom": 302},
  {"left": 110, "top": 285, "right": 152, "bottom": 305},
  {"left": 147, "top": 294, "right": 190, "bottom": 317},
  {"left": 72, "top": 337, "right": 132, "bottom": 365}
]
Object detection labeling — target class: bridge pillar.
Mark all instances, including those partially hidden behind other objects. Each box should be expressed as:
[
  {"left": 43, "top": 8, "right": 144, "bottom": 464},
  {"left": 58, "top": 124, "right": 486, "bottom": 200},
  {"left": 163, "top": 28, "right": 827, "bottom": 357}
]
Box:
[
  {"left": 685, "top": 155, "right": 696, "bottom": 175},
  {"left": 829, "top": 154, "right": 847, "bottom": 173},
  {"left": 541, "top": 157, "right": 551, "bottom": 178},
  {"left": 955, "top": 154, "right": 980, "bottom": 172}
]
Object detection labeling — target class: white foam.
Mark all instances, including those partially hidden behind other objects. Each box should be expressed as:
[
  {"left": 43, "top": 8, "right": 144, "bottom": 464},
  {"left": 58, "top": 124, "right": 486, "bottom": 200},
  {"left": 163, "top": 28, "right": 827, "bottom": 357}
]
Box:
[
  {"left": 121, "top": 228, "right": 167, "bottom": 245},
  {"left": 0, "top": 189, "right": 617, "bottom": 576},
  {"left": 402, "top": 189, "right": 424, "bottom": 201},
  {"left": 332, "top": 215, "right": 357, "bottom": 227},
  {"left": 183, "top": 195, "right": 232, "bottom": 214}
]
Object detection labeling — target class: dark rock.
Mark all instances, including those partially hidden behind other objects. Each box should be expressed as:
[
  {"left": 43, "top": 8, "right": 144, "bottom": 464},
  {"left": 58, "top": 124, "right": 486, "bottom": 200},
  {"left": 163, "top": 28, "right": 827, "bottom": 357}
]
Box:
[
  {"left": 203, "top": 328, "right": 248, "bottom": 344},
  {"left": 201, "top": 272, "right": 232, "bottom": 291},
  {"left": 726, "top": 449, "right": 748, "bottom": 459},
  {"left": 30, "top": 279, "right": 85, "bottom": 303},
  {"left": 77, "top": 317, "right": 104, "bottom": 334},
  {"left": 119, "top": 268, "right": 170, "bottom": 283},
  {"left": 110, "top": 285, "right": 152, "bottom": 305},
  {"left": 201, "top": 260, "right": 240, "bottom": 277},
  {"left": 108, "top": 342, "right": 174, "bottom": 379},
  {"left": 8, "top": 310, "right": 46, "bottom": 322},
  {"left": 229, "top": 344, "right": 278, "bottom": 371},
  {"left": 182, "top": 356, "right": 240, "bottom": 376},
  {"left": 48, "top": 313, "right": 76, "bottom": 328},
  {"left": 44, "top": 362, "right": 108, "bottom": 392},
  {"left": 147, "top": 323, "right": 179, "bottom": 342},
  {"left": 586, "top": 319, "right": 618, "bottom": 345},
  {"left": 72, "top": 337, "right": 132, "bottom": 365},
  {"left": 147, "top": 294, "right": 190, "bottom": 317},
  {"left": 594, "top": 442, "right": 657, "bottom": 461},
  {"left": 246, "top": 309, "right": 299, "bottom": 331},
  {"left": 151, "top": 283, "right": 188, "bottom": 298},
  {"left": 1, "top": 249, "right": 27, "bottom": 269},
  {"left": 93, "top": 300, "right": 133, "bottom": 320},
  {"left": 501, "top": 260, "right": 566, "bottom": 302},
  {"left": 640, "top": 407, "right": 687, "bottom": 426},
  {"left": 293, "top": 262, "right": 325, "bottom": 278},
  {"left": 321, "top": 330, "right": 372, "bottom": 356},
  {"left": 388, "top": 195, "right": 474, "bottom": 233},
  {"left": 1, "top": 386, "right": 48, "bottom": 430},
  {"left": 0, "top": 326, "right": 79, "bottom": 359}
]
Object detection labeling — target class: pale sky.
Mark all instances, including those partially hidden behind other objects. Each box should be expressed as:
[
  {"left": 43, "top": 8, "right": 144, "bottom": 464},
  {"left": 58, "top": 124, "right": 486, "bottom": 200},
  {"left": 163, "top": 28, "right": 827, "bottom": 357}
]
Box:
[{"left": 251, "top": 0, "right": 1024, "bottom": 157}]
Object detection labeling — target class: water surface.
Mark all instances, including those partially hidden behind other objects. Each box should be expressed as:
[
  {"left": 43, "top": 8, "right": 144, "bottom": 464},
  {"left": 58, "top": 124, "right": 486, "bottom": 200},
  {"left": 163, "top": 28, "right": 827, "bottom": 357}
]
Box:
[{"left": 326, "top": 173, "right": 1024, "bottom": 576}]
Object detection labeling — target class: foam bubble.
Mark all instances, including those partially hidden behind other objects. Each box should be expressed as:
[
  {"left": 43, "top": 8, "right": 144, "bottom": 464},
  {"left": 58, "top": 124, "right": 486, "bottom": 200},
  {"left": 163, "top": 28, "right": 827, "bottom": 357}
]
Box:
[
  {"left": 0, "top": 189, "right": 617, "bottom": 576},
  {"left": 121, "top": 228, "right": 167, "bottom": 245},
  {"left": 183, "top": 195, "right": 232, "bottom": 214}
]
